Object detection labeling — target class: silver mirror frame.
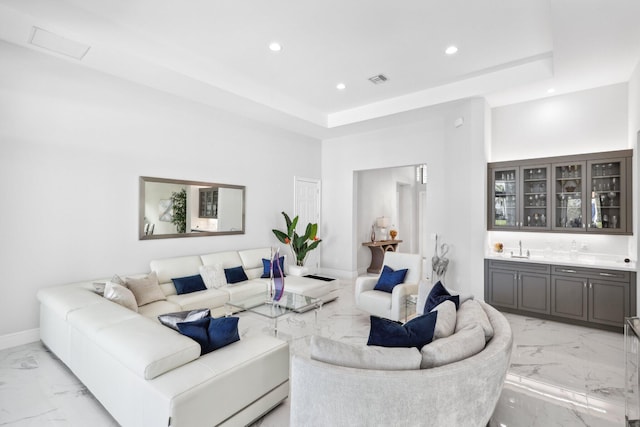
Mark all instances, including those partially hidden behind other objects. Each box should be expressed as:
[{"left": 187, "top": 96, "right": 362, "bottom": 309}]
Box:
[{"left": 139, "top": 176, "right": 246, "bottom": 240}]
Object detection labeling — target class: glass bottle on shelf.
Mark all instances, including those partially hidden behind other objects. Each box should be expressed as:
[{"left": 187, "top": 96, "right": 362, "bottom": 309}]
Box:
[
  {"left": 492, "top": 168, "right": 517, "bottom": 228},
  {"left": 553, "top": 162, "right": 584, "bottom": 231},
  {"left": 589, "top": 160, "right": 622, "bottom": 230},
  {"left": 521, "top": 166, "right": 549, "bottom": 229}
]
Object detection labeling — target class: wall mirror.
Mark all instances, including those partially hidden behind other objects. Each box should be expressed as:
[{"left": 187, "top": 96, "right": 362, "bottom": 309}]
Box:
[{"left": 139, "top": 176, "right": 245, "bottom": 240}]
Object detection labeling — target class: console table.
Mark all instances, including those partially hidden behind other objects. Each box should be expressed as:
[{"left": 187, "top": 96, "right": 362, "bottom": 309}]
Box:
[{"left": 362, "top": 240, "right": 403, "bottom": 274}]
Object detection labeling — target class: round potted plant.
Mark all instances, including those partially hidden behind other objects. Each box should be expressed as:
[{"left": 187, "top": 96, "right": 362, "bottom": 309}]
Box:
[{"left": 272, "top": 211, "right": 321, "bottom": 275}]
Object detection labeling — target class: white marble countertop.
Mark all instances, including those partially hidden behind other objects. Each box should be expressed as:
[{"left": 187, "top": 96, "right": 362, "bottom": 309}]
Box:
[{"left": 485, "top": 251, "right": 637, "bottom": 272}]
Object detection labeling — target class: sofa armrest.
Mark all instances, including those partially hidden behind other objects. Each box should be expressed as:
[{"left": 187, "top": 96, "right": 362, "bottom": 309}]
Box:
[{"left": 354, "top": 276, "right": 378, "bottom": 305}]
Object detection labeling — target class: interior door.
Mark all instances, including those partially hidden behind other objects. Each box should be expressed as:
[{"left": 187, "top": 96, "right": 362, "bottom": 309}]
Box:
[{"left": 294, "top": 177, "right": 321, "bottom": 272}]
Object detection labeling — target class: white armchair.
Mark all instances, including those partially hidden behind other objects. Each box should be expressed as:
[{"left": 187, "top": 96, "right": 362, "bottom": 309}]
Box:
[{"left": 355, "top": 252, "right": 422, "bottom": 321}]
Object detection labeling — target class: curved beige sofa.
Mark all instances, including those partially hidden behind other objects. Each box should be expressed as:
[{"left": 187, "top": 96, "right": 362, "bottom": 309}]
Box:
[{"left": 290, "top": 301, "right": 513, "bottom": 427}]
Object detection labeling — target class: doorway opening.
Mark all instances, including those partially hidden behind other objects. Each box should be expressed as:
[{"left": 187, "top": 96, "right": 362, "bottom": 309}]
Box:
[{"left": 355, "top": 164, "right": 427, "bottom": 274}]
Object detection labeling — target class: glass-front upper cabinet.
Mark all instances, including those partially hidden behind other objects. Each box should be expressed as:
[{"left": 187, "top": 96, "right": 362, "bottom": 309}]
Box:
[
  {"left": 491, "top": 167, "right": 518, "bottom": 229},
  {"left": 552, "top": 162, "right": 586, "bottom": 232},
  {"left": 487, "top": 149, "right": 632, "bottom": 234},
  {"left": 489, "top": 165, "right": 550, "bottom": 230},
  {"left": 521, "top": 165, "right": 550, "bottom": 230},
  {"left": 587, "top": 158, "right": 627, "bottom": 234}
]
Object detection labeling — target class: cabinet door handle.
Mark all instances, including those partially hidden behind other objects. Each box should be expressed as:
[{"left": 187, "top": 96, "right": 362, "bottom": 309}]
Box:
[
  {"left": 560, "top": 269, "right": 577, "bottom": 273},
  {"left": 589, "top": 282, "right": 592, "bottom": 289},
  {"left": 599, "top": 272, "right": 617, "bottom": 277},
  {"left": 583, "top": 282, "right": 587, "bottom": 288},
  {"left": 514, "top": 273, "right": 517, "bottom": 282}
]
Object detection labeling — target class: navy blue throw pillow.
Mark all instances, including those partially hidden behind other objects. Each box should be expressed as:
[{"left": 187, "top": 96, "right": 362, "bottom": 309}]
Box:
[
  {"left": 367, "top": 312, "right": 437, "bottom": 349},
  {"left": 172, "top": 274, "right": 207, "bottom": 295},
  {"left": 177, "top": 316, "right": 240, "bottom": 355},
  {"left": 261, "top": 257, "right": 286, "bottom": 278},
  {"left": 424, "top": 281, "right": 460, "bottom": 313},
  {"left": 224, "top": 266, "right": 248, "bottom": 284},
  {"left": 373, "top": 265, "right": 408, "bottom": 293}
]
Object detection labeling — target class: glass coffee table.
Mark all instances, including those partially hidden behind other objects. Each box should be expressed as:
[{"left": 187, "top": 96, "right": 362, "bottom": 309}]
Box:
[{"left": 226, "top": 291, "right": 323, "bottom": 336}]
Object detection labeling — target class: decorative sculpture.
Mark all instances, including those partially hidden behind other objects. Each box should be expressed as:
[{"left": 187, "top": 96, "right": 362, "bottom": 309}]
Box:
[
  {"left": 270, "top": 247, "right": 285, "bottom": 301},
  {"left": 431, "top": 234, "right": 450, "bottom": 282}
]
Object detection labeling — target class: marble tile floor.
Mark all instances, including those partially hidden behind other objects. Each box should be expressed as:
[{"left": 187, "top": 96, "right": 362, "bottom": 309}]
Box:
[{"left": 0, "top": 280, "right": 627, "bottom": 427}]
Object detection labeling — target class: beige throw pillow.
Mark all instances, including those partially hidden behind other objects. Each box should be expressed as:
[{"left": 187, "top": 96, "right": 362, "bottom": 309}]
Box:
[
  {"left": 430, "top": 300, "right": 457, "bottom": 339},
  {"left": 455, "top": 299, "right": 494, "bottom": 341},
  {"left": 104, "top": 282, "right": 138, "bottom": 312},
  {"left": 125, "top": 272, "right": 166, "bottom": 306},
  {"left": 420, "top": 323, "right": 485, "bottom": 368}
]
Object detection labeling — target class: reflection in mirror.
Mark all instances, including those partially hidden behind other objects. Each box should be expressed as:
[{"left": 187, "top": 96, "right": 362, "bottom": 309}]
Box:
[{"left": 139, "top": 176, "right": 245, "bottom": 240}]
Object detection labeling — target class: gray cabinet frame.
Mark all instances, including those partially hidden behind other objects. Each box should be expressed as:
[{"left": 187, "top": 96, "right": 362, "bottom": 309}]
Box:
[{"left": 487, "top": 149, "right": 632, "bottom": 234}]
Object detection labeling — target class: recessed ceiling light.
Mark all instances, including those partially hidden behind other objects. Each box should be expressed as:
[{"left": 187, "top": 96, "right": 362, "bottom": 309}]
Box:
[
  {"left": 336, "top": 83, "right": 346, "bottom": 90},
  {"left": 547, "top": 88, "right": 556, "bottom": 94},
  {"left": 445, "top": 45, "right": 458, "bottom": 55},
  {"left": 269, "top": 42, "right": 282, "bottom": 52}
]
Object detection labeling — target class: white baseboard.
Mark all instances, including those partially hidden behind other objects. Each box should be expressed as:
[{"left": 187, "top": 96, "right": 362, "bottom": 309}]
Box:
[{"left": 0, "top": 328, "right": 40, "bottom": 351}]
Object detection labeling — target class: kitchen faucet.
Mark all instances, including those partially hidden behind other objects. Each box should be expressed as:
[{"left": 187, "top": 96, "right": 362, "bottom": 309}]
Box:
[{"left": 511, "top": 240, "right": 530, "bottom": 259}]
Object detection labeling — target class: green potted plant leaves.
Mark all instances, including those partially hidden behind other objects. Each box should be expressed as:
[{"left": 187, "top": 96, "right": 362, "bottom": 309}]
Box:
[
  {"left": 170, "top": 188, "right": 187, "bottom": 234},
  {"left": 272, "top": 212, "right": 321, "bottom": 272}
]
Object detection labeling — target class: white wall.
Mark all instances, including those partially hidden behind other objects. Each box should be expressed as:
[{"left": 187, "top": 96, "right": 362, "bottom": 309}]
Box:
[
  {"left": 321, "top": 98, "right": 489, "bottom": 299},
  {"left": 489, "top": 83, "right": 635, "bottom": 262},
  {"left": 0, "top": 41, "right": 320, "bottom": 340},
  {"left": 492, "top": 83, "right": 629, "bottom": 161}
]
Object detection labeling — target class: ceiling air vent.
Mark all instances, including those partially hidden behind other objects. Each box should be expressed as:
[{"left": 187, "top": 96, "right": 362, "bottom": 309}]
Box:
[{"left": 368, "top": 74, "right": 389, "bottom": 85}]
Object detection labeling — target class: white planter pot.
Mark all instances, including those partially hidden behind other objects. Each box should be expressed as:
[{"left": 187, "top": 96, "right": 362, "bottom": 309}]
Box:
[{"left": 288, "top": 265, "right": 309, "bottom": 277}]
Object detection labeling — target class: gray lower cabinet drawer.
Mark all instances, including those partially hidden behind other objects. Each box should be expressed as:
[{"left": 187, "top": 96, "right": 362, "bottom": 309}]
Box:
[
  {"left": 489, "top": 260, "right": 551, "bottom": 274},
  {"left": 551, "top": 265, "right": 630, "bottom": 282}
]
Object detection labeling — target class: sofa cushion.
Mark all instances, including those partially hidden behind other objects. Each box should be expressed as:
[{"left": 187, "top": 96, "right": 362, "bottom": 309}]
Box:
[
  {"left": 225, "top": 280, "right": 268, "bottom": 303},
  {"left": 261, "top": 257, "right": 286, "bottom": 278},
  {"left": 172, "top": 274, "right": 207, "bottom": 295},
  {"left": 137, "top": 300, "right": 183, "bottom": 319},
  {"left": 199, "top": 264, "right": 227, "bottom": 289},
  {"left": 424, "top": 281, "right": 460, "bottom": 312},
  {"left": 166, "top": 288, "right": 229, "bottom": 311},
  {"left": 103, "top": 282, "right": 138, "bottom": 312},
  {"left": 431, "top": 300, "right": 456, "bottom": 339},
  {"left": 125, "top": 272, "right": 166, "bottom": 306},
  {"left": 150, "top": 255, "right": 203, "bottom": 286},
  {"left": 201, "top": 251, "right": 244, "bottom": 269},
  {"left": 158, "top": 309, "right": 211, "bottom": 331},
  {"left": 367, "top": 312, "right": 437, "bottom": 349},
  {"left": 94, "top": 316, "right": 201, "bottom": 380},
  {"left": 455, "top": 299, "right": 494, "bottom": 341},
  {"left": 224, "top": 266, "right": 248, "bottom": 284},
  {"left": 373, "top": 265, "right": 408, "bottom": 293},
  {"left": 310, "top": 335, "right": 421, "bottom": 370},
  {"left": 420, "top": 323, "right": 486, "bottom": 368},
  {"left": 283, "top": 276, "right": 337, "bottom": 299},
  {"left": 238, "top": 248, "right": 271, "bottom": 270},
  {"left": 177, "top": 316, "right": 240, "bottom": 355}
]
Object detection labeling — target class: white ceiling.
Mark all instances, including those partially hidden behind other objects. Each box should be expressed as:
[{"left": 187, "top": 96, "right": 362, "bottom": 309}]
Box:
[{"left": 1, "top": 0, "right": 640, "bottom": 138}]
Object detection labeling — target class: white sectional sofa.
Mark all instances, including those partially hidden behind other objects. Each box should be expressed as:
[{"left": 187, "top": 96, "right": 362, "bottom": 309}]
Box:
[{"left": 37, "top": 247, "right": 339, "bottom": 427}]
